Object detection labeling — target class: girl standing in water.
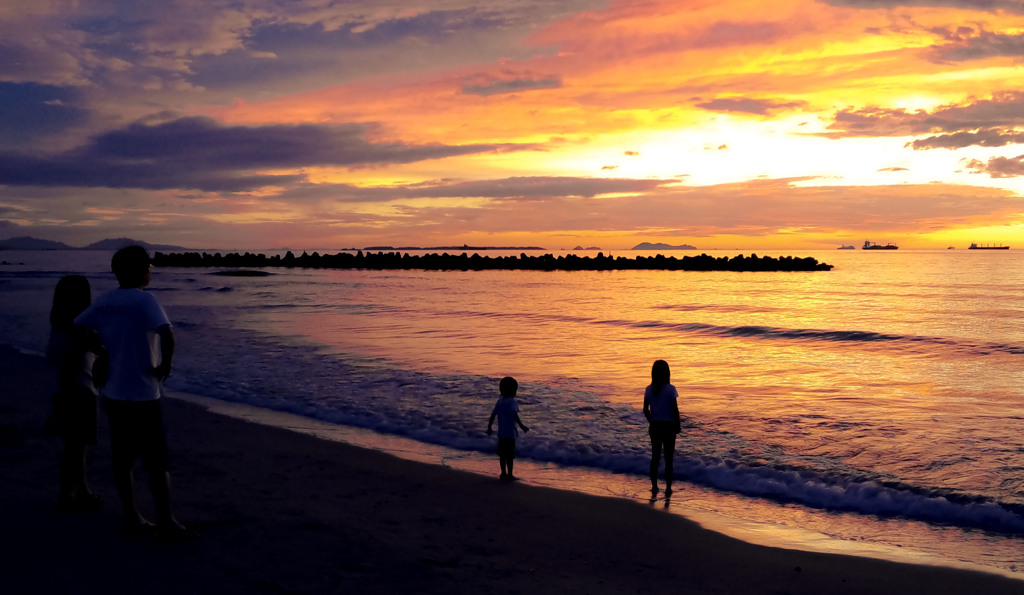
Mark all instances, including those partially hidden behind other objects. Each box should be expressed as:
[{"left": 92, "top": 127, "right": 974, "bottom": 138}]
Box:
[{"left": 643, "top": 360, "right": 681, "bottom": 496}]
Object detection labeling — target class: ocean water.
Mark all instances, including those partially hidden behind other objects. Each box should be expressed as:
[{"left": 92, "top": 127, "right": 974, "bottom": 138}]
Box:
[{"left": 2, "top": 248, "right": 1023, "bottom": 575}]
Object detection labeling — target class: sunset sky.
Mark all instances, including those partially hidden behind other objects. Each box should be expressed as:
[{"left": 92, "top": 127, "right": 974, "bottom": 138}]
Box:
[{"left": 2, "top": 0, "right": 1024, "bottom": 250}]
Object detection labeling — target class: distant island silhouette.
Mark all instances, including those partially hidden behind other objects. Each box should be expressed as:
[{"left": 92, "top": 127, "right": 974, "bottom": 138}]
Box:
[
  {"left": 152, "top": 250, "right": 833, "bottom": 272},
  {"left": 364, "top": 244, "right": 546, "bottom": 251},
  {"left": 631, "top": 242, "right": 697, "bottom": 250},
  {"left": 0, "top": 236, "right": 551, "bottom": 253},
  {"left": 0, "top": 236, "right": 186, "bottom": 252}
]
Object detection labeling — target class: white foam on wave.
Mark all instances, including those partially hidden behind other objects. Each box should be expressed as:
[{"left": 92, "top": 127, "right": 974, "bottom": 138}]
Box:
[
  {"left": 677, "top": 458, "right": 1024, "bottom": 533},
  {"left": 166, "top": 389, "right": 1024, "bottom": 580},
  {"left": 166, "top": 321, "right": 1024, "bottom": 535}
]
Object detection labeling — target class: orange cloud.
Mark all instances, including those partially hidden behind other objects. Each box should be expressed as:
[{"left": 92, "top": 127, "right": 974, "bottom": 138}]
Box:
[{"left": 4, "top": 0, "right": 1024, "bottom": 248}]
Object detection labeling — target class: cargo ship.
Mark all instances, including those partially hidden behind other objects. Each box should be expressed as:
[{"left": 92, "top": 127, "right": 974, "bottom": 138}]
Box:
[
  {"left": 863, "top": 241, "right": 898, "bottom": 250},
  {"left": 968, "top": 243, "right": 1009, "bottom": 250}
]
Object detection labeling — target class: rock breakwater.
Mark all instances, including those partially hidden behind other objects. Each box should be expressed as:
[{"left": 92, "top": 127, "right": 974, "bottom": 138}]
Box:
[{"left": 153, "top": 250, "right": 833, "bottom": 272}]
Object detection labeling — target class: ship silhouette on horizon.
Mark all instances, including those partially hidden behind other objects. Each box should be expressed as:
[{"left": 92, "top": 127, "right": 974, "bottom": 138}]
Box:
[{"left": 863, "top": 240, "right": 898, "bottom": 250}]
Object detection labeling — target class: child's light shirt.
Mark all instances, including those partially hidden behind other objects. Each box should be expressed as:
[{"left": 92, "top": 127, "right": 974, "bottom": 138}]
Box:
[{"left": 491, "top": 397, "right": 521, "bottom": 439}]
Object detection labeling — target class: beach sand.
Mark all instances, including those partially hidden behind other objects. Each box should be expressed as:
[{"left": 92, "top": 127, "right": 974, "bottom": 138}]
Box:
[{"left": 2, "top": 343, "right": 1021, "bottom": 595}]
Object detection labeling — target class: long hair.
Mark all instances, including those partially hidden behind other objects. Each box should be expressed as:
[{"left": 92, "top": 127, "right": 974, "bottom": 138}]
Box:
[
  {"left": 50, "top": 275, "right": 91, "bottom": 332},
  {"left": 651, "top": 359, "right": 671, "bottom": 387}
]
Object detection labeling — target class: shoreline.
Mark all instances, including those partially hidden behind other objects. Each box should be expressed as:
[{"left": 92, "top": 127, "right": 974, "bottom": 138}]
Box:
[
  {"left": 168, "top": 391, "right": 1019, "bottom": 577},
  {"left": 3, "top": 344, "right": 1022, "bottom": 594}
]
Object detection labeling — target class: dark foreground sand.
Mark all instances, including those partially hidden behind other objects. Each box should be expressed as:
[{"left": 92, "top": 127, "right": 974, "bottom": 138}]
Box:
[{"left": 2, "top": 344, "right": 1021, "bottom": 595}]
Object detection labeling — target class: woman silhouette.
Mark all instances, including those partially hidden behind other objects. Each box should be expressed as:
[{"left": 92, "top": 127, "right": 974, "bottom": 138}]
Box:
[{"left": 46, "top": 275, "right": 104, "bottom": 511}]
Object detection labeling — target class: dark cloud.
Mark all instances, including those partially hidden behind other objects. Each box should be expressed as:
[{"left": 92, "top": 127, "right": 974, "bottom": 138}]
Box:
[
  {"left": 828, "top": 107, "right": 928, "bottom": 136},
  {"left": 0, "top": 83, "right": 88, "bottom": 147},
  {"left": 827, "top": 92, "right": 1024, "bottom": 138},
  {"left": 183, "top": 5, "right": 581, "bottom": 98},
  {"left": 329, "top": 8, "right": 509, "bottom": 45},
  {"left": 0, "top": 41, "right": 72, "bottom": 86},
  {"left": 192, "top": 9, "right": 508, "bottom": 90},
  {"left": 965, "top": 155, "right": 1024, "bottom": 177},
  {"left": 911, "top": 129, "right": 1024, "bottom": 149},
  {"left": 243, "top": 9, "right": 496, "bottom": 52},
  {"left": 462, "top": 76, "right": 562, "bottom": 96},
  {"left": 820, "top": 0, "right": 1024, "bottom": 12},
  {"left": 930, "top": 29, "right": 1024, "bottom": 62},
  {"left": 1, "top": 1, "right": 593, "bottom": 111},
  {"left": 0, "top": 154, "right": 304, "bottom": 192},
  {"left": 697, "top": 97, "right": 805, "bottom": 115},
  {"left": 90, "top": 117, "right": 493, "bottom": 168},
  {"left": 0, "top": 117, "right": 523, "bottom": 192}
]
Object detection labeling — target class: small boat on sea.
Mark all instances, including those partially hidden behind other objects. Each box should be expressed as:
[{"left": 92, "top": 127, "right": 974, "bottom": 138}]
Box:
[
  {"left": 863, "top": 240, "right": 898, "bottom": 250},
  {"left": 968, "top": 243, "right": 1010, "bottom": 250}
]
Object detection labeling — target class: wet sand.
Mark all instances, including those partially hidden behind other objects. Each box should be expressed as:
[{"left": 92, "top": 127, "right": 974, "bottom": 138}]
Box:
[{"left": 2, "top": 344, "right": 1021, "bottom": 594}]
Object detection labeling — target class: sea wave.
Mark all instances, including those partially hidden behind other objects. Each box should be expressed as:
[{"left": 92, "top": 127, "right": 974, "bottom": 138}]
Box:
[
  {"left": 172, "top": 366, "right": 1024, "bottom": 533},
  {"left": 167, "top": 325, "right": 1024, "bottom": 535},
  {"left": 206, "top": 280, "right": 1023, "bottom": 357},
  {"left": 415, "top": 309, "right": 1024, "bottom": 356},
  {"left": 674, "top": 457, "right": 1024, "bottom": 534}
]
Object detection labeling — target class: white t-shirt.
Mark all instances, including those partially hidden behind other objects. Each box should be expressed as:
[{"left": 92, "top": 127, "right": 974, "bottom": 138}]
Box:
[
  {"left": 75, "top": 288, "right": 171, "bottom": 401},
  {"left": 644, "top": 383, "right": 678, "bottom": 422},
  {"left": 491, "top": 397, "right": 521, "bottom": 438}
]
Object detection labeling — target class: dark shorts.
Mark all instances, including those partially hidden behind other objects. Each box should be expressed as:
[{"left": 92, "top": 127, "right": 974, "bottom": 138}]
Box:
[
  {"left": 102, "top": 397, "right": 169, "bottom": 473},
  {"left": 497, "top": 437, "right": 516, "bottom": 460},
  {"left": 47, "top": 386, "right": 98, "bottom": 445},
  {"left": 648, "top": 421, "right": 677, "bottom": 453}
]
